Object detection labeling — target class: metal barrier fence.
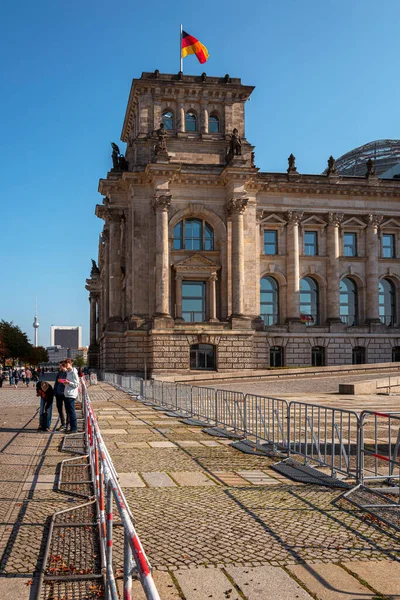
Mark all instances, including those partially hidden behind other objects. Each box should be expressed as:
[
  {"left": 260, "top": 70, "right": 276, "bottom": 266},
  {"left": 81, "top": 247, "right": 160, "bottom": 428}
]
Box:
[
  {"left": 359, "top": 410, "right": 400, "bottom": 492},
  {"left": 101, "top": 372, "right": 400, "bottom": 485},
  {"left": 82, "top": 381, "right": 161, "bottom": 600}
]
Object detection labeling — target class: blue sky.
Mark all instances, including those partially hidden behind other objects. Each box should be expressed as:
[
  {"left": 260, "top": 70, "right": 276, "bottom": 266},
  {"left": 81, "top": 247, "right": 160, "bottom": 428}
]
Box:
[{"left": 0, "top": 0, "right": 399, "bottom": 346}]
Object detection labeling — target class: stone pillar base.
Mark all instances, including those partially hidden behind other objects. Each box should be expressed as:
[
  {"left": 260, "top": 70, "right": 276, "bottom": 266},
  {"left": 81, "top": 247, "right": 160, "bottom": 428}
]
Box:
[
  {"left": 229, "top": 315, "right": 252, "bottom": 329},
  {"left": 152, "top": 315, "right": 174, "bottom": 329},
  {"left": 365, "top": 317, "right": 382, "bottom": 324},
  {"left": 105, "top": 317, "right": 125, "bottom": 332},
  {"left": 286, "top": 319, "right": 306, "bottom": 332}
]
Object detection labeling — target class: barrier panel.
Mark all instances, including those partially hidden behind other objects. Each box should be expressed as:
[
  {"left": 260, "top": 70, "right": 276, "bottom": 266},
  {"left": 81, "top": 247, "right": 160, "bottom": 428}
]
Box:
[
  {"left": 244, "top": 394, "right": 289, "bottom": 451},
  {"left": 289, "top": 401, "right": 360, "bottom": 479},
  {"left": 359, "top": 410, "right": 400, "bottom": 490},
  {"left": 215, "top": 390, "right": 245, "bottom": 433},
  {"left": 162, "top": 381, "right": 178, "bottom": 410},
  {"left": 191, "top": 386, "right": 216, "bottom": 424},
  {"left": 82, "top": 382, "right": 161, "bottom": 600},
  {"left": 176, "top": 383, "right": 192, "bottom": 416}
]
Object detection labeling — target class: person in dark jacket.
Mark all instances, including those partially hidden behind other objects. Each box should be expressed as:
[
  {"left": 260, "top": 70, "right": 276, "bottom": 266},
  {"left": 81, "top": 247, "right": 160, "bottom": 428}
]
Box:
[
  {"left": 36, "top": 381, "right": 54, "bottom": 431},
  {"left": 54, "top": 361, "right": 67, "bottom": 431}
]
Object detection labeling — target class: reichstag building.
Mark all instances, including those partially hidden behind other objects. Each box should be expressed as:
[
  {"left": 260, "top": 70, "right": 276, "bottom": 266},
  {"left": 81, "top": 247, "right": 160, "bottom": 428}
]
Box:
[{"left": 86, "top": 71, "right": 400, "bottom": 374}]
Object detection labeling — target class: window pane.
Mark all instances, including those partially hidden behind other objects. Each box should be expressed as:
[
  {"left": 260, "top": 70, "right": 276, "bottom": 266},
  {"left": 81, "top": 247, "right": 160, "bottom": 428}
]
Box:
[
  {"left": 344, "top": 232, "right": 357, "bottom": 257},
  {"left": 382, "top": 234, "right": 395, "bottom": 258},
  {"left": 182, "top": 282, "right": 206, "bottom": 322},
  {"left": 186, "top": 112, "right": 197, "bottom": 132},
  {"left": 304, "top": 231, "right": 318, "bottom": 256},
  {"left": 162, "top": 111, "right": 174, "bottom": 130},
  {"left": 204, "top": 224, "right": 214, "bottom": 250},
  {"left": 173, "top": 222, "right": 182, "bottom": 250},
  {"left": 209, "top": 115, "right": 219, "bottom": 133},
  {"left": 264, "top": 230, "right": 277, "bottom": 255},
  {"left": 300, "top": 277, "right": 319, "bottom": 325}
]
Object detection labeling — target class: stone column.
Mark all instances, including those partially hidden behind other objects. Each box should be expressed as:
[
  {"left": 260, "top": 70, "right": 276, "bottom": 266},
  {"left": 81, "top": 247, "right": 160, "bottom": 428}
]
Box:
[
  {"left": 227, "top": 197, "right": 248, "bottom": 317},
  {"left": 366, "top": 213, "right": 383, "bottom": 323},
  {"left": 90, "top": 294, "right": 97, "bottom": 345},
  {"left": 175, "top": 274, "right": 183, "bottom": 320},
  {"left": 326, "top": 212, "right": 344, "bottom": 323},
  {"left": 208, "top": 273, "right": 218, "bottom": 321},
  {"left": 153, "top": 195, "right": 171, "bottom": 316},
  {"left": 286, "top": 211, "right": 303, "bottom": 321},
  {"left": 108, "top": 211, "right": 124, "bottom": 321},
  {"left": 102, "top": 229, "right": 110, "bottom": 323},
  {"left": 178, "top": 102, "right": 185, "bottom": 132},
  {"left": 201, "top": 104, "right": 209, "bottom": 133}
]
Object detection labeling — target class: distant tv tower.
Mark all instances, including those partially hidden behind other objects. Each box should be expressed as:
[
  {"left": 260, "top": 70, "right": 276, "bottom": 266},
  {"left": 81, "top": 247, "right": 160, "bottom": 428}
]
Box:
[{"left": 33, "top": 300, "right": 39, "bottom": 347}]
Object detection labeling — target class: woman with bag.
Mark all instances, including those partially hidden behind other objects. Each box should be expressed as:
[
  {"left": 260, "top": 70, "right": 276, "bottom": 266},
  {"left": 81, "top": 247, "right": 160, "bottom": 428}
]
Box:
[
  {"left": 36, "top": 381, "right": 54, "bottom": 432},
  {"left": 63, "top": 358, "right": 79, "bottom": 433}
]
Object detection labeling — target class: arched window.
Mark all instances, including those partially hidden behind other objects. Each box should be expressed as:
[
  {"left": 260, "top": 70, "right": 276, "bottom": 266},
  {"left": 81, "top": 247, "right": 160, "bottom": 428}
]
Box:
[
  {"left": 379, "top": 278, "right": 396, "bottom": 326},
  {"left": 352, "top": 346, "right": 365, "bottom": 365},
  {"left": 173, "top": 218, "right": 214, "bottom": 251},
  {"left": 190, "top": 344, "right": 216, "bottom": 370},
  {"left": 392, "top": 346, "right": 400, "bottom": 362},
  {"left": 209, "top": 114, "right": 220, "bottom": 133},
  {"left": 270, "top": 346, "right": 284, "bottom": 367},
  {"left": 311, "top": 346, "right": 325, "bottom": 367},
  {"left": 185, "top": 111, "right": 197, "bottom": 132},
  {"left": 260, "top": 276, "right": 279, "bottom": 325},
  {"left": 340, "top": 278, "right": 358, "bottom": 326},
  {"left": 162, "top": 110, "right": 174, "bottom": 130},
  {"left": 300, "top": 277, "right": 319, "bottom": 326}
]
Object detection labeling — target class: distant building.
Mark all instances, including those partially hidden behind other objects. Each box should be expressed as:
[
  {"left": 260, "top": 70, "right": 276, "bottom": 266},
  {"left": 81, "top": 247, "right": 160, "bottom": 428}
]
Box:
[
  {"left": 50, "top": 326, "right": 82, "bottom": 349},
  {"left": 45, "top": 345, "right": 88, "bottom": 364}
]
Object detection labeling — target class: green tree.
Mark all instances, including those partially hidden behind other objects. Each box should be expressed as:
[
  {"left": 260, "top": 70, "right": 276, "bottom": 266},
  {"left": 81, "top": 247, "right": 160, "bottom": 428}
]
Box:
[
  {"left": 0, "top": 321, "right": 31, "bottom": 365},
  {"left": 73, "top": 354, "right": 85, "bottom": 368},
  {"left": 27, "top": 346, "right": 49, "bottom": 366}
]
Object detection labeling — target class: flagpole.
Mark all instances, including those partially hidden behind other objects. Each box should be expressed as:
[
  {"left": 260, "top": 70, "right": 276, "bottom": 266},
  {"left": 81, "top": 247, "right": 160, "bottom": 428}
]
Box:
[{"left": 180, "top": 24, "right": 183, "bottom": 72}]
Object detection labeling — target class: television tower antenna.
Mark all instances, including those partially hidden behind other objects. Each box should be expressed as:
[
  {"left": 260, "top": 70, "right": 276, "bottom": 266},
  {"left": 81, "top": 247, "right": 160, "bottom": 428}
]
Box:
[{"left": 33, "top": 299, "right": 39, "bottom": 347}]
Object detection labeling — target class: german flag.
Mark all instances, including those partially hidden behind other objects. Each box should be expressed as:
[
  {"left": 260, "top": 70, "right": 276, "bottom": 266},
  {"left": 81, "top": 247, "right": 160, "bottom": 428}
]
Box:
[{"left": 181, "top": 30, "right": 209, "bottom": 64}]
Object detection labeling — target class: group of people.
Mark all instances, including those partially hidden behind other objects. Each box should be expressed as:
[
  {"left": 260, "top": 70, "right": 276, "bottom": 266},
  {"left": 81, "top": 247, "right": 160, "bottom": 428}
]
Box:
[
  {"left": 0, "top": 367, "right": 40, "bottom": 388},
  {"left": 36, "top": 358, "right": 80, "bottom": 433}
]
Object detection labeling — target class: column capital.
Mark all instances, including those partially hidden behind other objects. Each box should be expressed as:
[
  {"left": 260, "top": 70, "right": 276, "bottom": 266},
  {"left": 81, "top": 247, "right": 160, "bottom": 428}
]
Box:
[
  {"left": 209, "top": 273, "right": 218, "bottom": 282},
  {"left": 366, "top": 213, "right": 383, "bottom": 227},
  {"left": 327, "top": 212, "right": 344, "bottom": 227},
  {"left": 226, "top": 197, "right": 248, "bottom": 215},
  {"left": 96, "top": 205, "right": 125, "bottom": 223},
  {"left": 175, "top": 273, "right": 184, "bottom": 281},
  {"left": 286, "top": 210, "right": 303, "bottom": 225},
  {"left": 152, "top": 193, "right": 172, "bottom": 212}
]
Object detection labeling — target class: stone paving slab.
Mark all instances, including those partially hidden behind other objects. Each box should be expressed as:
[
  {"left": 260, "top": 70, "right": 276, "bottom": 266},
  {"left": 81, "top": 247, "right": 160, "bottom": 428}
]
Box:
[
  {"left": 148, "top": 441, "right": 177, "bottom": 448},
  {"left": 175, "top": 440, "right": 202, "bottom": 447},
  {"left": 211, "top": 472, "right": 251, "bottom": 486},
  {"left": 118, "top": 473, "right": 146, "bottom": 488},
  {"left": 342, "top": 560, "right": 400, "bottom": 599},
  {"left": 174, "top": 567, "right": 234, "bottom": 600},
  {"left": 236, "top": 471, "right": 281, "bottom": 485},
  {"left": 287, "top": 563, "right": 375, "bottom": 599},
  {"left": 116, "top": 442, "right": 150, "bottom": 449},
  {"left": 141, "top": 472, "right": 177, "bottom": 487},
  {"left": 0, "top": 577, "right": 33, "bottom": 598},
  {"left": 169, "top": 471, "right": 215, "bottom": 487},
  {"left": 102, "top": 428, "right": 128, "bottom": 434},
  {"left": 226, "top": 565, "right": 313, "bottom": 599}
]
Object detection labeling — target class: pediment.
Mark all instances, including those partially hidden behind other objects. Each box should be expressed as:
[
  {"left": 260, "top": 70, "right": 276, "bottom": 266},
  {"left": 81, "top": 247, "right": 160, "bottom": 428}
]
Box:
[
  {"left": 341, "top": 217, "right": 366, "bottom": 229},
  {"left": 259, "top": 212, "right": 287, "bottom": 225},
  {"left": 381, "top": 218, "right": 400, "bottom": 229},
  {"left": 174, "top": 254, "right": 220, "bottom": 271},
  {"left": 301, "top": 215, "right": 327, "bottom": 226}
]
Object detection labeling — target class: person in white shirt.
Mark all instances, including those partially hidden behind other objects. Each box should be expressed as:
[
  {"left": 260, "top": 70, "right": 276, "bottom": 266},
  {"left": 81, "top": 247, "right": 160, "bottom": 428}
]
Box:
[{"left": 63, "top": 358, "right": 80, "bottom": 433}]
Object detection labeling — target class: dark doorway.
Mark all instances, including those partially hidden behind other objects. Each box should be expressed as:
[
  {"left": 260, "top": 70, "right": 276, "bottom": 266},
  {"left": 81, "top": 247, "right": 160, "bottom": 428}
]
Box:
[
  {"left": 352, "top": 346, "right": 366, "bottom": 365},
  {"left": 311, "top": 346, "right": 325, "bottom": 367},
  {"left": 190, "top": 344, "right": 216, "bottom": 370},
  {"left": 270, "top": 346, "right": 284, "bottom": 367}
]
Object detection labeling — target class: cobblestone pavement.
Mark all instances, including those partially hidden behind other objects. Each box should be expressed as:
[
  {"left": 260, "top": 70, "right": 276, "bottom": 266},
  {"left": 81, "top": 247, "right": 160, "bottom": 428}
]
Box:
[
  {"left": 90, "top": 383, "right": 400, "bottom": 599},
  {"left": 1, "top": 382, "right": 399, "bottom": 599}
]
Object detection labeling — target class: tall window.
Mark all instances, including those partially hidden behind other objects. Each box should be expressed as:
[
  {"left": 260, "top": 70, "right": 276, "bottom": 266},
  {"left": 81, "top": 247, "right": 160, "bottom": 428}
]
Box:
[
  {"left": 311, "top": 346, "right": 325, "bottom": 367},
  {"left": 352, "top": 346, "right": 365, "bottom": 365},
  {"left": 344, "top": 232, "right": 357, "bottom": 257},
  {"left": 392, "top": 347, "right": 400, "bottom": 362},
  {"left": 209, "top": 114, "right": 220, "bottom": 133},
  {"left": 173, "top": 219, "right": 214, "bottom": 251},
  {"left": 264, "top": 230, "right": 278, "bottom": 255},
  {"left": 379, "top": 278, "right": 396, "bottom": 326},
  {"left": 185, "top": 112, "right": 197, "bottom": 132},
  {"left": 162, "top": 110, "right": 174, "bottom": 130},
  {"left": 270, "top": 346, "right": 284, "bottom": 367},
  {"left": 182, "top": 281, "right": 206, "bottom": 322},
  {"left": 304, "top": 231, "right": 318, "bottom": 256},
  {"left": 260, "top": 276, "right": 279, "bottom": 325},
  {"left": 340, "top": 278, "right": 358, "bottom": 326},
  {"left": 300, "top": 277, "right": 319, "bottom": 325},
  {"left": 190, "top": 344, "right": 216, "bottom": 370},
  {"left": 382, "top": 234, "right": 395, "bottom": 258}
]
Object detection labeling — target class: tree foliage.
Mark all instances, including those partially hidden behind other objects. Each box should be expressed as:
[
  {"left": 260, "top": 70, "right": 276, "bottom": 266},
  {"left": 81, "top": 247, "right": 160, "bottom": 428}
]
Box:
[
  {"left": 73, "top": 354, "right": 86, "bottom": 368},
  {"left": 0, "top": 321, "right": 49, "bottom": 366}
]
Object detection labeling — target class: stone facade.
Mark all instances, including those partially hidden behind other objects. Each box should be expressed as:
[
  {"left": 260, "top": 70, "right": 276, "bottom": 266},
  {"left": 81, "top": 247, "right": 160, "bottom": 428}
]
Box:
[{"left": 86, "top": 71, "right": 400, "bottom": 374}]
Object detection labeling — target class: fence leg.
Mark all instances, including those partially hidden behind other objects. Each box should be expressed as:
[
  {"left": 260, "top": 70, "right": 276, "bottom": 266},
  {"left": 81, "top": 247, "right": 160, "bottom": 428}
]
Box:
[
  {"left": 123, "top": 530, "right": 133, "bottom": 600},
  {"left": 106, "top": 485, "right": 118, "bottom": 600}
]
